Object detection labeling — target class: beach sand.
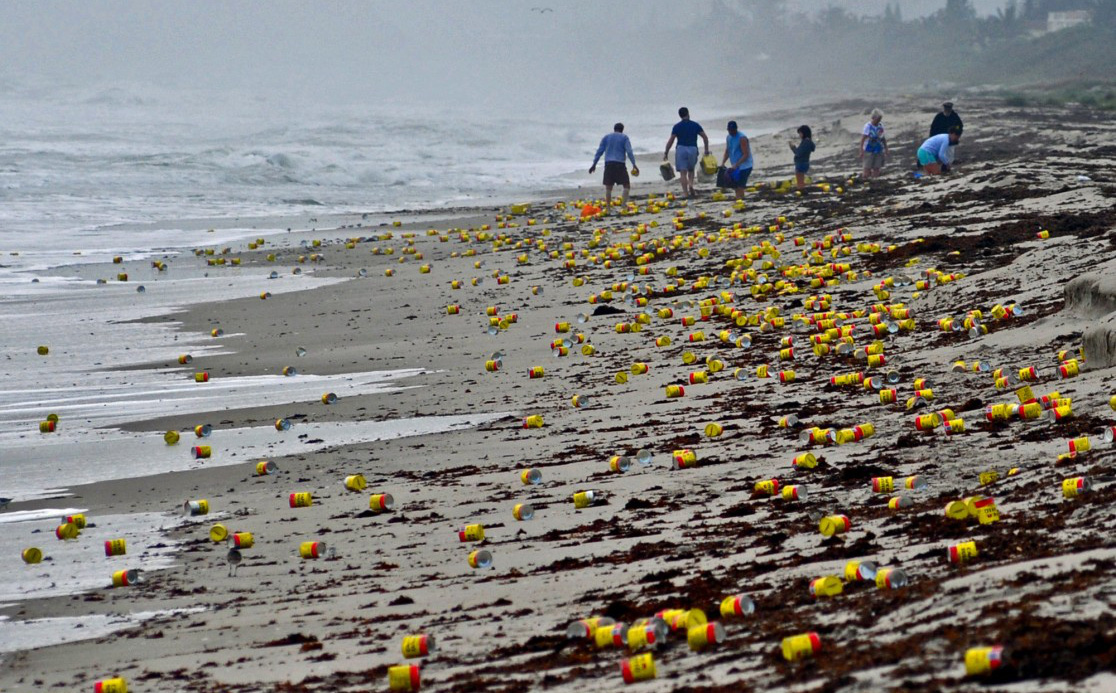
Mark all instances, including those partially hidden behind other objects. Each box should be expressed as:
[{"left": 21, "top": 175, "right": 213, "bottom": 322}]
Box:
[{"left": 3, "top": 93, "right": 1116, "bottom": 692}]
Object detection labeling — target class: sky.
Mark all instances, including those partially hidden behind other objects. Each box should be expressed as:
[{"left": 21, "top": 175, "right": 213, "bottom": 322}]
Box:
[{"left": 0, "top": 1, "right": 1016, "bottom": 110}]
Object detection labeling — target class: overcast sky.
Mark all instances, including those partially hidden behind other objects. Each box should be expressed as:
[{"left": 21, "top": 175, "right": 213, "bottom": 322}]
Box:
[{"left": 0, "top": 1, "right": 1015, "bottom": 108}]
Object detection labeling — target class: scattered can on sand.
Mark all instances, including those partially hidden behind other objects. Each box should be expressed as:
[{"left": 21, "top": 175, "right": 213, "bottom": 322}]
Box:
[
  {"left": 299, "top": 541, "right": 329, "bottom": 559},
  {"left": 875, "top": 567, "right": 908, "bottom": 589},
  {"left": 720, "top": 594, "right": 755, "bottom": 618},
  {"left": 321, "top": 392, "right": 337, "bottom": 405},
  {"left": 191, "top": 445, "right": 211, "bottom": 459},
  {"left": 819, "top": 514, "right": 850, "bottom": 537},
  {"left": 965, "top": 645, "right": 1005, "bottom": 676},
  {"left": 194, "top": 372, "right": 209, "bottom": 382},
  {"left": 458, "top": 524, "right": 485, "bottom": 542},
  {"left": 164, "top": 430, "right": 180, "bottom": 445},
  {"left": 845, "top": 560, "right": 877, "bottom": 582},
  {"left": 781, "top": 632, "right": 822, "bottom": 662},
  {"left": 512, "top": 503, "right": 534, "bottom": 521},
  {"left": 230, "top": 532, "right": 254, "bottom": 548},
  {"left": 520, "top": 468, "right": 542, "bottom": 485},
  {"left": 949, "top": 541, "right": 979, "bottom": 564},
  {"left": 344, "top": 474, "right": 367, "bottom": 492},
  {"left": 620, "top": 652, "right": 657, "bottom": 684},
  {"left": 55, "top": 523, "right": 79, "bottom": 540},
  {"left": 275, "top": 418, "right": 291, "bottom": 431},
  {"left": 387, "top": 664, "right": 420, "bottom": 692},
  {"left": 523, "top": 415, "right": 544, "bottom": 429},
  {"left": 573, "top": 489, "right": 603, "bottom": 509},
  {"left": 289, "top": 492, "right": 313, "bottom": 508},
  {"left": 567, "top": 616, "right": 615, "bottom": 639},
  {"left": 111, "top": 569, "right": 140, "bottom": 587},
  {"left": 665, "top": 385, "right": 686, "bottom": 398},
  {"left": 809, "top": 575, "right": 844, "bottom": 598},
  {"left": 402, "top": 634, "right": 434, "bottom": 658},
  {"left": 184, "top": 500, "right": 209, "bottom": 516},
  {"left": 370, "top": 493, "right": 395, "bottom": 513},
  {"left": 209, "top": 524, "right": 229, "bottom": 543},
  {"left": 468, "top": 549, "right": 493, "bottom": 569},
  {"left": 781, "top": 484, "right": 807, "bottom": 501},
  {"left": 1062, "top": 477, "right": 1090, "bottom": 498},
  {"left": 21, "top": 547, "right": 43, "bottom": 565},
  {"left": 93, "top": 677, "right": 128, "bottom": 693},
  {"left": 255, "top": 460, "right": 277, "bottom": 476},
  {"left": 687, "top": 622, "right": 726, "bottom": 651}
]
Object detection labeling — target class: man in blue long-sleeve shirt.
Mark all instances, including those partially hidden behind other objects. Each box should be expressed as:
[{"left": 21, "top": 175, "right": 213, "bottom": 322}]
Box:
[
  {"left": 590, "top": 123, "right": 639, "bottom": 211},
  {"left": 917, "top": 127, "right": 962, "bottom": 175}
]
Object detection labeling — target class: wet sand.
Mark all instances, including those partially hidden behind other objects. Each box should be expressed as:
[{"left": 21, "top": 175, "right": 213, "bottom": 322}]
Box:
[{"left": 3, "top": 93, "right": 1116, "bottom": 692}]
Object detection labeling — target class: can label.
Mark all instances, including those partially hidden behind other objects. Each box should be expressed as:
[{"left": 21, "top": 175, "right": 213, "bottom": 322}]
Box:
[
  {"left": 289, "top": 492, "right": 313, "bottom": 508},
  {"left": 809, "top": 575, "right": 843, "bottom": 598},
  {"left": 344, "top": 475, "right": 367, "bottom": 492},
  {"left": 387, "top": 664, "right": 420, "bottom": 692},
  {"left": 104, "top": 538, "right": 127, "bottom": 556},
  {"left": 402, "top": 634, "right": 431, "bottom": 658},
  {"left": 781, "top": 632, "right": 821, "bottom": 661},
  {"left": 232, "top": 532, "right": 254, "bottom": 548},
  {"left": 621, "top": 652, "right": 657, "bottom": 683},
  {"left": 458, "top": 524, "right": 485, "bottom": 542},
  {"left": 94, "top": 678, "right": 128, "bottom": 693},
  {"left": 949, "top": 541, "right": 978, "bottom": 564},
  {"left": 872, "top": 476, "right": 894, "bottom": 493},
  {"left": 818, "top": 514, "right": 850, "bottom": 537}
]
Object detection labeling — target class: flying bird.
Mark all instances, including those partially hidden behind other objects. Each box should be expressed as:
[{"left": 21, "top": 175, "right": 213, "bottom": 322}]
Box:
[{"left": 531, "top": 7, "right": 553, "bottom": 13}]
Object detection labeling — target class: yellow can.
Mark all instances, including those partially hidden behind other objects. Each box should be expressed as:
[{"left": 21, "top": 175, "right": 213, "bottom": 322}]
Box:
[
  {"left": 687, "top": 622, "right": 725, "bottom": 651},
  {"left": 964, "top": 646, "right": 1004, "bottom": 675},
  {"left": 402, "top": 634, "right": 433, "bottom": 658},
  {"left": 703, "top": 422, "right": 723, "bottom": 437},
  {"left": 369, "top": 493, "right": 395, "bottom": 513},
  {"left": 344, "top": 474, "right": 367, "bottom": 492},
  {"left": 21, "top": 547, "right": 43, "bottom": 564},
  {"left": 620, "top": 652, "right": 657, "bottom": 683},
  {"left": 209, "top": 524, "right": 228, "bottom": 543},
  {"left": 299, "top": 541, "right": 327, "bottom": 559},
  {"left": 458, "top": 524, "right": 485, "bottom": 542},
  {"left": 387, "top": 664, "right": 420, "bottom": 691},
  {"left": 781, "top": 632, "right": 821, "bottom": 661},
  {"left": 255, "top": 460, "right": 275, "bottom": 476},
  {"left": 94, "top": 678, "right": 129, "bottom": 693},
  {"left": 288, "top": 492, "right": 313, "bottom": 508}
]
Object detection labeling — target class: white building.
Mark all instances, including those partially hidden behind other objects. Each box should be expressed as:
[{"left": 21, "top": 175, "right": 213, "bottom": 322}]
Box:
[{"left": 1047, "top": 10, "right": 1092, "bottom": 32}]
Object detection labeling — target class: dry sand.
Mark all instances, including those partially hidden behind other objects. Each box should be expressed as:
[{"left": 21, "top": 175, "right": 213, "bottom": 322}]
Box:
[{"left": 3, "top": 93, "right": 1116, "bottom": 692}]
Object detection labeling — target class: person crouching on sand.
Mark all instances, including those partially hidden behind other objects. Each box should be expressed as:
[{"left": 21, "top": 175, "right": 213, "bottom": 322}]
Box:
[
  {"left": 721, "top": 121, "right": 753, "bottom": 200},
  {"left": 663, "top": 107, "right": 710, "bottom": 198},
  {"left": 788, "top": 125, "right": 815, "bottom": 190},
  {"left": 917, "top": 127, "right": 962, "bottom": 175},
  {"left": 589, "top": 122, "right": 638, "bottom": 211}
]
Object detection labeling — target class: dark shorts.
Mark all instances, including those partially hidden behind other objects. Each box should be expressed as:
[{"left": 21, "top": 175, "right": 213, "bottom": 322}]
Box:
[
  {"left": 795, "top": 163, "right": 810, "bottom": 174},
  {"left": 603, "top": 161, "right": 630, "bottom": 187},
  {"left": 732, "top": 167, "right": 752, "bottom": 188}
]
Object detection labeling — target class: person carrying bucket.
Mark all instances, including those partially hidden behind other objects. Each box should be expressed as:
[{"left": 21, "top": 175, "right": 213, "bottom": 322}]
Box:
[
  {"left": 589, "top": 122, "right": 639, "bottom": 212},
  {"left": 720, "top": 121, "right": 753, "bottom": 199},
  {"left": 663, "top": 107, "right": 710, "bottom": 198}
]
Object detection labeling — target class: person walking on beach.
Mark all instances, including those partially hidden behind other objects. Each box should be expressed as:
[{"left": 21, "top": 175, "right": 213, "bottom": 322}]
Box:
[
  {"left": 859, "top": 109, "right": 888, "bottom": 179},
  {"left": 720, "top": 121, "right": 753, "bottom": 199},
  {"left": 589, "top": 122, "right": 639, "bottom": 211},
  {"left": 917, "top": 127, "right": 962, "bottom": 175},
  {"left": 663, "top": 107, "right": 710, "bottom": 198},
  {"left": 929, "top": 102, "right": 963, "bottom": 138},
  {"left": 788, "top": 125, "right": 815, "bottom": 190}
]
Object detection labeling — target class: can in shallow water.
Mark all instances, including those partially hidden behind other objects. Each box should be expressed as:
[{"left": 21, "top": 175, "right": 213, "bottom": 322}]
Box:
[
  {"left": 387, "top": 664, "right": 420, "bottom": 692},
  {"left": 949, "top": 541, "right": 978, "bottom": 564},
  {"left": 781, "top": 632, "right": 822, "bottom": 662},
  {"left": 94, "top": 678, "right": 128, "bottom": 693},
  {"left": 1062, "top": 477, "right": 1091, "bottom": 498},
  {"left": 964, "top": 645, "right": 1005, "bottom": 676},
  {"left": 620, "top": 652, "right": 657, "bottom": 684}
]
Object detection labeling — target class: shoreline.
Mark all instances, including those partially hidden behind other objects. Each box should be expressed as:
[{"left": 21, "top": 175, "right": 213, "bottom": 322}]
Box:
[{"left": 3, "top": 91, "right": 1116, "bottom": 692}]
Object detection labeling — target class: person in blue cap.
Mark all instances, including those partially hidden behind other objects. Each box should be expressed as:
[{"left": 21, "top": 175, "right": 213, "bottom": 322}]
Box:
[
  {"left": 589, "top": 122, "right": 639, "bottom": 211},
  {"left": 663, "top": 107, "right": 710, "bottom": 198},
  {"left": 721, "top": 121, "right": 753, "bottom": 199}
]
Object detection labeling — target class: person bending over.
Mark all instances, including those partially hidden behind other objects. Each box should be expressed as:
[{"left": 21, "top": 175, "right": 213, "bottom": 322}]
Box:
[
  {"left": 590, "top": 122, "right": 638, "bottom": 211},
  {"left": 917, "top": 127, "right": 962, "bottom": 175}
]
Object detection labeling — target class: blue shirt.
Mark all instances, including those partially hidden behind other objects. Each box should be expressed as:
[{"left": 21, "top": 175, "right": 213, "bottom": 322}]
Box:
[
  {"left": 671, "top": 120, "right": 704, "bottom": 147},
  {"left": 726, "top": 132, "right": 753, "bottom": 169},
  {"left": 593, "top": 132, "right": 636, "bottom": 167},
  {"left": 919, "top": 133, "right": 954, "bottom": 165},
  {"left": 792, "top": 138, "right": 815, "bottom": 166}
]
